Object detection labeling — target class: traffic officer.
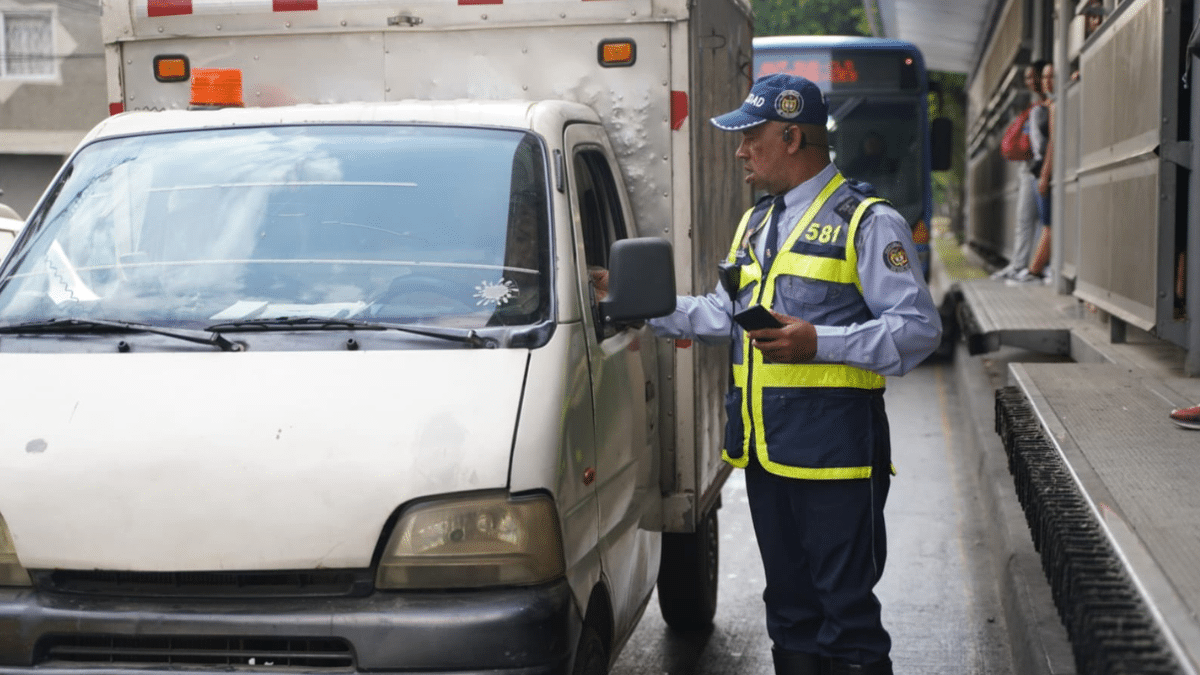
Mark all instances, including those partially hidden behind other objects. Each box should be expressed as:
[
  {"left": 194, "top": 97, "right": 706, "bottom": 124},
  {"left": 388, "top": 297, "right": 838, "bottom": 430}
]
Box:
[{"left": 647, "top": 74, "right": 942, "bottom": 674}]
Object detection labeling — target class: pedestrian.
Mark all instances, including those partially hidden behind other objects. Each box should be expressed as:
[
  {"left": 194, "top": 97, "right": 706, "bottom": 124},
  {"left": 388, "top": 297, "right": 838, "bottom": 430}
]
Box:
[
  {"left": 1082, "top": 0, "right": 1105, "bottom": 39},
  {"left": 992, "top": 61, "right": 1048, "bottom": 281},
  {"left": 601, "top": 73, "right": 942, "bottom": 674},
  {"left": 1010, "top": 60, "right": 1055, "bottom": 285}
]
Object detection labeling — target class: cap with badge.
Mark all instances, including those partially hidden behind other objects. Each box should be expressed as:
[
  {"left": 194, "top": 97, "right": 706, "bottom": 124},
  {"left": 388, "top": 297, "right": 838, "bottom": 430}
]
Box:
[{"left": 711, "top": 73, "right": 828, "bottom": 131}]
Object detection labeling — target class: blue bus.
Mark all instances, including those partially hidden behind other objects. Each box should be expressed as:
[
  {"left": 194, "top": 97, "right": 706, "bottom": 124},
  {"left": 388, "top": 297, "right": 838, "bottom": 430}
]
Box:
[{"left": 753, "top": 36, "right": 951, "bottom": 278}]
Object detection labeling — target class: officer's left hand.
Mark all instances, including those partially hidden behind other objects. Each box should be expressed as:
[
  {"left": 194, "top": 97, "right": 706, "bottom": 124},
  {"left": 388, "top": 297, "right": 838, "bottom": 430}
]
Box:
[{"left": 748, "top": 311, "right": 817, "bottom": 363}]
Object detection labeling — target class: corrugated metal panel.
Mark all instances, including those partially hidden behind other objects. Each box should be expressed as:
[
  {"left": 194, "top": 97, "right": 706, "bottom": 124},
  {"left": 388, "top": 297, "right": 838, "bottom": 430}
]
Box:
[
  {"left": 967, "top": 149, "right": 1023, "bottom": 257},
  {"left": 1072, "top": 0, "right": 1162, "bottom": 331},
  {"left": 1076, "top": 157, "right": 1159, "bottom": 328},
  {"left": 678, "top": 0, "right": 750, "bottom": 528},
  {"left": 1060, "top": 79, "right": 1081, "bottom": 279},
  {"left": 968, "top": 0, "right": 1023, "bottom": 122},
  {"left": 1061, "top": 180, "right": 1078, "bottom": 280},
  {"left": 1077, "top": 0, "right": 1160, "bottom": 169},
  {"left": 963, "top": 0, "right": 1028, "bottom": 263}
]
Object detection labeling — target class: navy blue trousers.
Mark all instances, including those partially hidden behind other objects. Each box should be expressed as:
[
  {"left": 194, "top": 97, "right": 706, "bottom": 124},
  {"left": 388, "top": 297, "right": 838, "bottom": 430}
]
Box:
[{"left": 744, "top": 395, "right": 892, "bottom": 664}]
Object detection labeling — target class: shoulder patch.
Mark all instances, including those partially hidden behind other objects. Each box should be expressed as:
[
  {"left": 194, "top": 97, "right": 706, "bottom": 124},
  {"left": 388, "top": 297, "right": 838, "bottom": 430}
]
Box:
[
  {"left": 833, "top": 196, "right": 861, "bottom": 222},
  {"left": 883, "top": 241, "right": 911, "bottom": 272}
]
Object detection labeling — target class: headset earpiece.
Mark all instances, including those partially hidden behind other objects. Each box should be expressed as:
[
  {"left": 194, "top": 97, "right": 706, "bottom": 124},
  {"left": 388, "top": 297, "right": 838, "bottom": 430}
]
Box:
[{"left": 783, "top": 127, "right": 793, "bottom": 143}]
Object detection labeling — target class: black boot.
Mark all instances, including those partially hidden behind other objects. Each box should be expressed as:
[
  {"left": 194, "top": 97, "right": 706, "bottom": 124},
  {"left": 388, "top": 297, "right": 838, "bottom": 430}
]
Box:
[
  {"left": 825, "top": 656, "right": 893, "bottom": 675},
  {"left": 771, "top": 647, "right": 823, "bottom": 675}
]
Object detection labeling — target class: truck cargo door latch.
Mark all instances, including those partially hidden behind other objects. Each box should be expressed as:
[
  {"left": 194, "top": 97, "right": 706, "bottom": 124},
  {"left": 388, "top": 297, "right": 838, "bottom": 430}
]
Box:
[{"left": 387, "top": 13, "right": 422, "bottom": 26}]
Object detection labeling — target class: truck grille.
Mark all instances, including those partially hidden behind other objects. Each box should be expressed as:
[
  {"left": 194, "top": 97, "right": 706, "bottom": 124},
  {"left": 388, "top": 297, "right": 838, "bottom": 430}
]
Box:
[
  {"left": 34, "top": 569, "right": 371, "bottom": 598},
  {"left": 36, "top": 635, "right": 355, "bottom": 669}
]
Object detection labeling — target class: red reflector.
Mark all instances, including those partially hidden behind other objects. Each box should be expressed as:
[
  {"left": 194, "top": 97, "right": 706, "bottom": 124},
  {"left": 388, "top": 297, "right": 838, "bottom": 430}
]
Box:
[
  {"left": 147, "top": 0, "right": 192, "bottom": 16},
  {"left": 273, "top": 0, "right": 318, "bottom": 10},
  {"left": 109, "top": 102, "right": 124, "bottom": 116},
  {"left": 674, "top": 339, "right": 693, "bottom": 349},
  {"left": 670, "top": 90, "right": 688, "bottom": 130}
]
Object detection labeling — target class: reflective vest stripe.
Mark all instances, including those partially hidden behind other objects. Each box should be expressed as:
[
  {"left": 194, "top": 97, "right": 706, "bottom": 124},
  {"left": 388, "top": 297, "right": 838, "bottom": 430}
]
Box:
[
  {"left": 753, "top": 362, "right": 886, "bottom": 388},
  {"left": 764, "top": 464, "right": 874, "bottom": 480}
]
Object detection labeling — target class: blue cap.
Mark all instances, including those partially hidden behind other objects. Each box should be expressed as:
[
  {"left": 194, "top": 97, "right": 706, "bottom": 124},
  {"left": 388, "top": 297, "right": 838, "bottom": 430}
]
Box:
[{"left": 710, "top": 74, "right": 828, "bottom": 131}]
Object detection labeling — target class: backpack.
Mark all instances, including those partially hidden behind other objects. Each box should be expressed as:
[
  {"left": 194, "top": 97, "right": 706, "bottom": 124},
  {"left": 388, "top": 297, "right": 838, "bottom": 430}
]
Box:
[{"left": 1000, "top": 105, "right": 1034, "bottom": 161}]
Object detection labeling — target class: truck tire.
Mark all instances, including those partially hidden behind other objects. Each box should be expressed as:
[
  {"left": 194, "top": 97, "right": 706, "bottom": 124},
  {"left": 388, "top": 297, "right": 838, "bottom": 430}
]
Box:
[
  {"left": 656, "top": 506, "right": 719, "bottom": 630},
  {"left": 571, "top": 624, "right": 609, "bottom": 675}
]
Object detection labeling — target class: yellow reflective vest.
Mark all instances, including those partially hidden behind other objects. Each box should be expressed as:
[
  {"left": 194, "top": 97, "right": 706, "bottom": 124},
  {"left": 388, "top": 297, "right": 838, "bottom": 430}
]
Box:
[{"left": 722, "top": 172, "right": 889, "bottom": 479}]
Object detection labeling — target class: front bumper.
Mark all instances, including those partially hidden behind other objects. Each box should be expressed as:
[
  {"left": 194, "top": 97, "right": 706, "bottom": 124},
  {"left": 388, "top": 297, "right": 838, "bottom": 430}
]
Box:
[{"left": 0, "top": 578, "right": 575, "bottom": 674}]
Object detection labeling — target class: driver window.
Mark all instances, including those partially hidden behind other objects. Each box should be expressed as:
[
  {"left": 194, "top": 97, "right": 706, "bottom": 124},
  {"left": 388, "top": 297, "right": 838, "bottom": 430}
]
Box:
[
  {"left": 573, "top": 149, "right": 627, "bottom": 271},
  {"left": 572, "top": 148, "right": 628, "bottom": 338}
]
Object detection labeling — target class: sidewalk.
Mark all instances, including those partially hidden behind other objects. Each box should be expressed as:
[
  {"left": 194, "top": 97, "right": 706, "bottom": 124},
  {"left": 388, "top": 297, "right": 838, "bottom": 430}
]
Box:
[{"left": 929, "top": 227, "right": 1200, "bottom": 675}]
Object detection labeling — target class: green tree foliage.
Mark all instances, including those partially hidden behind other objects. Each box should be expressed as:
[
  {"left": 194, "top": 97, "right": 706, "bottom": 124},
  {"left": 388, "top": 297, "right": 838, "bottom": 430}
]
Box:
[
  {"left": 929, "top": 71, "right": 968, "bottom": 238},
  {"left": 752, "top": 0, "right": 871, "bottom": 38}
]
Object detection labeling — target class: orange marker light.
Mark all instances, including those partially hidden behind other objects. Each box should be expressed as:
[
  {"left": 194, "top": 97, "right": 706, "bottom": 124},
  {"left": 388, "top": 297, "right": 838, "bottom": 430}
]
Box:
[
  {"left": 599, "top": 39, "right": 636, "bottom": 67},
  {"left": 153, "top": 55, "right": 189, "bottom": 82},
  {"left": 190, "top": 68, "right": 244, "bottom": 107}
]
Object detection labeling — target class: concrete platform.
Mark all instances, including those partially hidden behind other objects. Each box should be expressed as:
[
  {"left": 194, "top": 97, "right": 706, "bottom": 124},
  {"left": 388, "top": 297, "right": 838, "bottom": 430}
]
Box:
[{"left": 933, "top": 234, "right": 1200, "bottom": 675}]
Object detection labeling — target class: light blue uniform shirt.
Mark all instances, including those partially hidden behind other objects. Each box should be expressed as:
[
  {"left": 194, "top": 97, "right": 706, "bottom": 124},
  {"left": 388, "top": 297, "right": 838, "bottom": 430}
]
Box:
[{"left": 648, "top": 162, "right": 942, "bottom": 377}]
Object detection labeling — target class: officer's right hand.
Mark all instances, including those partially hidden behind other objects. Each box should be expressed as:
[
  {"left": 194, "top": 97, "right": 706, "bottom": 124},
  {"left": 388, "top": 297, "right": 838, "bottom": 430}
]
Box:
[{"left": 749, "top": 312, "right": 817, "bottom": 363}]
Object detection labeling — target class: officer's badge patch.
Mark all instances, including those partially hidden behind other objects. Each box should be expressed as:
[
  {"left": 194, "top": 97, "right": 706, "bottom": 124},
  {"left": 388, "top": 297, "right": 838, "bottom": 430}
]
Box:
[
  {"left": 883, "top": 242, "right": 910, "bottom": 272},
  {"left": 834, "top": 196, "right": 861, "bottom": 222},
  {"left": 775, "top": 90, "right": 802, "bottom": 119}
]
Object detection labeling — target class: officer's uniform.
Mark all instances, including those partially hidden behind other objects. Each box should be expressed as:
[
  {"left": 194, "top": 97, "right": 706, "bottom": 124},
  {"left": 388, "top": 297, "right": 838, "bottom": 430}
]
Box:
[{"left": 648, "top": 78, "right": 941, "bottom": 672}]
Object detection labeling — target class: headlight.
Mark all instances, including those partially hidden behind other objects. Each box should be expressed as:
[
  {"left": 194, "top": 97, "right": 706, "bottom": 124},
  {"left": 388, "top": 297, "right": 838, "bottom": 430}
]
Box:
[
  {"left": 376, "top": 492, "right": 564, "bottom": 590},
  {"left": 0, "top": 513, "right": 31, "bottom": 587}
]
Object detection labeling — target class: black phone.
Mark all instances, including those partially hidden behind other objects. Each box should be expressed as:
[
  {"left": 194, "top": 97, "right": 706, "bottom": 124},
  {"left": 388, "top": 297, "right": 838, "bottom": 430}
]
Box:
[{"left": 733, "top": 305, "right": 783, "bottom": 331}]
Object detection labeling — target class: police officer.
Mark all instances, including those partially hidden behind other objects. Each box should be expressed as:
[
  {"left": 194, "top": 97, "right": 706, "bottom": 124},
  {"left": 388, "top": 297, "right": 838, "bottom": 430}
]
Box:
[{"left": 648, "top": 74, "right": 942, "bottom": 674}]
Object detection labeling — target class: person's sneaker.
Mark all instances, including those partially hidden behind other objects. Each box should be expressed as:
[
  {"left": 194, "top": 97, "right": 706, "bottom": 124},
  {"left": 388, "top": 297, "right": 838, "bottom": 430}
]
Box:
[
  {"left": 990, "top": 266, "right": 1017, "bottom": 281},
  {"left": 1006, "top": 269, "right": 1043, "bottom": 286},
  {"left": 1170, "top": 404, "right": 1200, "bottom": 430}
]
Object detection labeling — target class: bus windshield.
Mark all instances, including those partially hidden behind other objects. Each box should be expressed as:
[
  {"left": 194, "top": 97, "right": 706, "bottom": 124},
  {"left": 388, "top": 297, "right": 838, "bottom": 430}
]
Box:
[
  {"left": 754, "top": 38, "right": 934, "bottom": 275},
  {"left": 827, "top": 97, "right": 924, "bottom": 225}
]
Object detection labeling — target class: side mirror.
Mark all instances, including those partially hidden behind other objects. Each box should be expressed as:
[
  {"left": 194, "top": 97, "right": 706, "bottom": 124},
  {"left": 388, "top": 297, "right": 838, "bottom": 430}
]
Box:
[
  {"left": 600, "top": 237, "right": 676, "bottom": 323},
  {"left": 930, "top": 117, "right": 953, "bottom": 172}
]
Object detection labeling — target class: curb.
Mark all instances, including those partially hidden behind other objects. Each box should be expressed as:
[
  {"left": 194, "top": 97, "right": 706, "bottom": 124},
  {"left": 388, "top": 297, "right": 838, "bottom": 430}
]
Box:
[
  {"left": 951, "top": 342, "right": 1076, "bottom": 675},
  {"left": 929, "top": 231, "right": 1075, "bottom": 674}
]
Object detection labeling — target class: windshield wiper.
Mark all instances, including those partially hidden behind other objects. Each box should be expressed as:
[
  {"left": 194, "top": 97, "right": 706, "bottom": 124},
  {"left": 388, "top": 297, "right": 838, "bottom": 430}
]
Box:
[
  {"left": 0, "top": 318, "right": 241, "bottom": 352},
  {"left": 205, "top": 316, "right": 497, "bottom": 348}
]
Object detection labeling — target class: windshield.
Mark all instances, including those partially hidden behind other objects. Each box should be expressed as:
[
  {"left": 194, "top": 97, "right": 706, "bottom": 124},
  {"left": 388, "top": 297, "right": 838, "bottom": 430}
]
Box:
[
  {"left": 0, "top": 125, "right": 551, "bottom": 337},
  {"left": 828, "top": 98, "right": 925, "bottom": 225}
]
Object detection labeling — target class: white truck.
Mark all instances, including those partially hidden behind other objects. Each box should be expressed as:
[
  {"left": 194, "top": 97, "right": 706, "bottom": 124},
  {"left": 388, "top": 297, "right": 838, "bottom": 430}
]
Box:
[
  {"left": 0, "top": 0, "right": 752, "bottom": 673},
  {"left": 0, "top": 200, "right": 22, "bottom": 258}
]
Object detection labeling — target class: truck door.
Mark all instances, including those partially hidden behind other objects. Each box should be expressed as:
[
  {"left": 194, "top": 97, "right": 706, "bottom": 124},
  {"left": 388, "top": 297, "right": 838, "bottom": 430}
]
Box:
[{"left": 563, "top": 123, "right": 662, "bottom": 642}]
